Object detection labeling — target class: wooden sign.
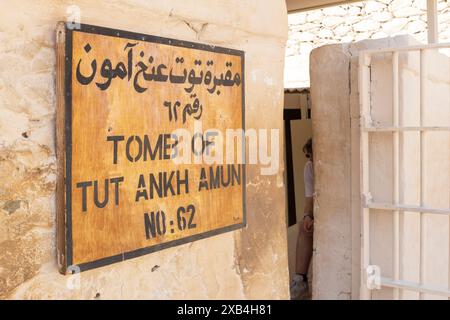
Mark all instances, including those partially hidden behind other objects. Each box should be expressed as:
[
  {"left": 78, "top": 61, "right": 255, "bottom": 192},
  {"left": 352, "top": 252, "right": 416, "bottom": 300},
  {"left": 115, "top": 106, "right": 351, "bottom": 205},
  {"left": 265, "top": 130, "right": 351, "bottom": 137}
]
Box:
[{"left": 56, "top": 23, "right": 245, "bottom": 273}]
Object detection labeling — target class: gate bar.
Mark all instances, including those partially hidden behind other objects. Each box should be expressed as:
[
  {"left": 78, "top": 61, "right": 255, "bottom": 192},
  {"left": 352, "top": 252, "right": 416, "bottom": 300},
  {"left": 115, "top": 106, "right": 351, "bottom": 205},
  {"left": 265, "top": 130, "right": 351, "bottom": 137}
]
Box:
[
  {"left": 359, "top": 52, "right": 372, "bottom": 300},
  {"left": 419, "top": 49, "right": 428, "bottom": 300},
  {"left": 361, "top": 42, "right": 450, "bottom": 54},
  {"left": 392, "top": 51, "right": 400, "bottom": 300},
  {"left": 364, "top": 202, "right": 450, "bottom": 216},
  {"left": 381, "top": 277, "right": 450, "bottom": 297},
  {"left": 362, "top": 126, "right": 450, "bottom": 132},
  {"left": 427, "top": 0, "right": 438, "bottom": 44}
]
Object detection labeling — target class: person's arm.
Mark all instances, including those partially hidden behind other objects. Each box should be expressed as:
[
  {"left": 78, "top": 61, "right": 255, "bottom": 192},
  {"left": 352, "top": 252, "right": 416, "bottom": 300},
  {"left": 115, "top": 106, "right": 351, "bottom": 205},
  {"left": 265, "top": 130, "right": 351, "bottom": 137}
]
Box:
[
  {"left": 303, "top": 197, "right": 314, "bottom": 232},
  {"left": 304, "top": 196, "right": 313, "bottom": 218},
  {"left": 303, "top": 161, "right": 314, "bottom": 232}
]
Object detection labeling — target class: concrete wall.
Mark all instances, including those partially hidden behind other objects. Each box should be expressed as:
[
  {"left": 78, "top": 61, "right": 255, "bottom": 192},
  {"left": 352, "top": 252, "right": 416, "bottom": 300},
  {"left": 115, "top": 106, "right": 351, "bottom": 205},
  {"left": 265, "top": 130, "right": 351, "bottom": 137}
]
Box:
[
  {"left": 309, "top": 34, "right": 449, "bottom": 299},
  {"left": 286, "top": 0, "right": 450, "bottom": 87},
  {"left": 0, "top": 0, "right": 289, "bottom": 299},
  {"left": 310, "top": 43, "right": 353, "bottom": 299}
]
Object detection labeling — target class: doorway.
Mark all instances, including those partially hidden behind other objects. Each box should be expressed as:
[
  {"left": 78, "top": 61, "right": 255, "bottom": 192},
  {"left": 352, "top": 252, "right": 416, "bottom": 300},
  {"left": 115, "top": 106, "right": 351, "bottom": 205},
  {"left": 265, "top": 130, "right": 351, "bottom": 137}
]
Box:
[
  {"left": 284, "top": 0, "right": 450, "bottom": 299},
  {"left": 283, "top": 88, "right": 313, "bottom": 298}
]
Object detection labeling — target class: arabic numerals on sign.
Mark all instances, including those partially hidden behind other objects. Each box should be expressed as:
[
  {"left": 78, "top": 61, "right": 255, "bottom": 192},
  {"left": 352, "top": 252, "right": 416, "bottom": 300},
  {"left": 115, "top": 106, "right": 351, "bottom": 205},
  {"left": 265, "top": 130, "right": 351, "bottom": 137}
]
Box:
[
  {"left": 144, "top": 204, "right": 197, "bottom": 239},
  {"left": 176, "top": 204, "right": 196, "bottom": 231}
]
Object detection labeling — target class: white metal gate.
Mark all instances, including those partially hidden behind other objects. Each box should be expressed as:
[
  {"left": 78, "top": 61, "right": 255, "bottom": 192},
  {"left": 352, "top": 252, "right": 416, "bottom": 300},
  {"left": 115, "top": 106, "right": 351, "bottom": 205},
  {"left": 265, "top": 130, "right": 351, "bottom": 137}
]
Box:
[{"left": 359, "top": 43, "right": 450, "bottom": 299}]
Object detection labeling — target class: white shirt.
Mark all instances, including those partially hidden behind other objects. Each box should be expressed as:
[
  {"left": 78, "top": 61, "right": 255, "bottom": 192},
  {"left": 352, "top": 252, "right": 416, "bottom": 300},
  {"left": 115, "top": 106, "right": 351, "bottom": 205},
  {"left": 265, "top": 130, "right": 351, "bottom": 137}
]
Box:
[{"left": 304, "top": 160, "right": 314, "bottom": 198}]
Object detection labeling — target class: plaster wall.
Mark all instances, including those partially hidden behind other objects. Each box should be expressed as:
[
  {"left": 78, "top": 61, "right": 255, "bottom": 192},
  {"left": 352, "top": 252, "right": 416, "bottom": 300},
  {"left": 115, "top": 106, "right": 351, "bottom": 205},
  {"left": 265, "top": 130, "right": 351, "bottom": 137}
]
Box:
[{"left": 0, "top": 0, "right": 289, "bottom": 299}]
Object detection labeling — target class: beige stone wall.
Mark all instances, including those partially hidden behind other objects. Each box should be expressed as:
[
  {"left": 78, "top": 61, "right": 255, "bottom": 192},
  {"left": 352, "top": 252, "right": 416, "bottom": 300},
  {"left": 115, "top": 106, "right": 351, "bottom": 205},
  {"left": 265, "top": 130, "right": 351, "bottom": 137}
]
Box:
[
  {"left": 0, "top": 0, "right": 289, "bottom": 299},
  {"left": 286, "top": 0, "right": 450, "bottom": 87},
  {"left": 309, "top": 43, "right": 353, "bottom": 299}
]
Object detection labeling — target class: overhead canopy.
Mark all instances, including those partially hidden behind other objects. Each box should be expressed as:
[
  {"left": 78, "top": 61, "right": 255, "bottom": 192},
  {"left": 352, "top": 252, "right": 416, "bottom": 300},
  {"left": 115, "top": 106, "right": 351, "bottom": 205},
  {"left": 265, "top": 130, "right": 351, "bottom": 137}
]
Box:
[{"left": 286, "top": 0, "right": 361, "bottom": 13}]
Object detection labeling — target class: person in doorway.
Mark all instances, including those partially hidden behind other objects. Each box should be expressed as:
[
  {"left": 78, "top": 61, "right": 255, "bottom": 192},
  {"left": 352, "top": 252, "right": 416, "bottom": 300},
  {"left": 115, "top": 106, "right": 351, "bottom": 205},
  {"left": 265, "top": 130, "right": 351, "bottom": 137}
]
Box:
[{"left": 290, "top": 138, "right": 314, "bottom": 300}]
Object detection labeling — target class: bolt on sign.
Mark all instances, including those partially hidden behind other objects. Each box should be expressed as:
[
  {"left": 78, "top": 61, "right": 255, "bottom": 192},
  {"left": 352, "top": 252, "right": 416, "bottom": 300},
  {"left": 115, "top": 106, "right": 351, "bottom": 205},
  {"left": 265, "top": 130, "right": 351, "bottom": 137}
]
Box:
[{"left": 56, "top": 22, "right": 246, "bottom": 273}]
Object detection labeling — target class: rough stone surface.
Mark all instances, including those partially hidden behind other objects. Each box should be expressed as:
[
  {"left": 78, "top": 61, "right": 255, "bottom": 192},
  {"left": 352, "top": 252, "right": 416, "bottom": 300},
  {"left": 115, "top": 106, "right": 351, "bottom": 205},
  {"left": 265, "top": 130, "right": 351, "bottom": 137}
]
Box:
[
  {"left": 309, "top": 44, "right": 352, "bottom": 299},
  {"left": 354, "top": 20, "right": 381, "bottom": 32},
  {"left": 286, "top": 0, "right": 450, "bottom": 88},
  {"left": 382, "top": 17, "right": 410, "bottom": 34},
  {"left": 318, "top": 28, "right": 334, "bottom": 39},
  {"left": 372, "top": 11, "right": 393, "bottom": 22},
  {"left": 0, "top": 0, "right": 289, "bottom": 299},
  {"left": 407, "top": 19, "right": 427, "bottom": 33}
]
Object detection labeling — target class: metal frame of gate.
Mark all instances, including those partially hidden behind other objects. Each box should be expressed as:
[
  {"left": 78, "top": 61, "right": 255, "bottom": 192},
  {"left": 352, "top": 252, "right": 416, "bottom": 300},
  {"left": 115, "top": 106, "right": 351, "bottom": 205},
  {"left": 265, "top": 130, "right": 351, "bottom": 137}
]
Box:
[{"left": 359, "top": 42, "right": 450, "bottom": 299}]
